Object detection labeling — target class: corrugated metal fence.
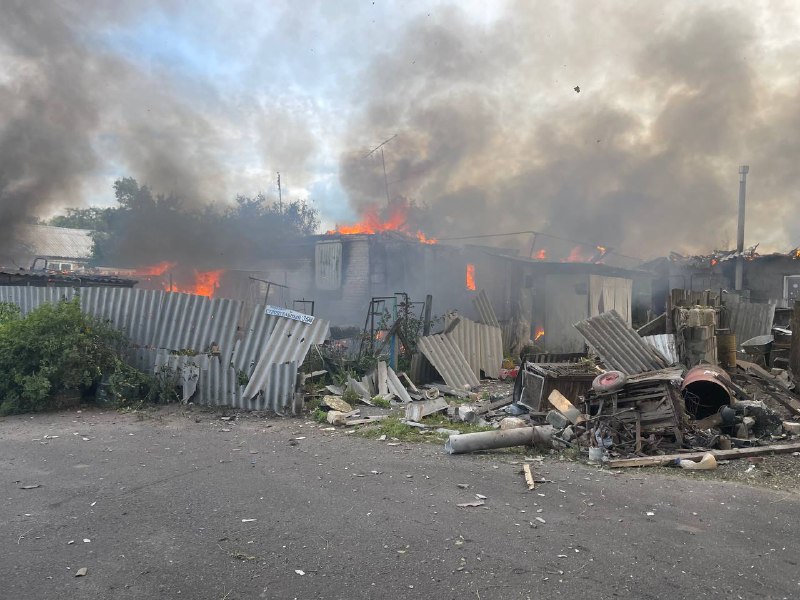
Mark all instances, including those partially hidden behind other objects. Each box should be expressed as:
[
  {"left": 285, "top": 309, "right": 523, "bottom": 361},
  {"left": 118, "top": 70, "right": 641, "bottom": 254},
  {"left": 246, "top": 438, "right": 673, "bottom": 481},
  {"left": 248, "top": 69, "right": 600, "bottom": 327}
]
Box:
[
  {"left": 0, "top": 286, "right": 328, "bottom": 412},
  {"left": 724, "top": 301, "right": 776, "bottom": 348}
]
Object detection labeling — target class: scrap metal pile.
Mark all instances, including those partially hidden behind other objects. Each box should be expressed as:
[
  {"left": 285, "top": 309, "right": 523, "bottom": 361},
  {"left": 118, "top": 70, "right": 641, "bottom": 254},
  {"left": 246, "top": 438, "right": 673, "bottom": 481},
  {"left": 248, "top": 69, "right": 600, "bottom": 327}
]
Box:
[{"left": 317, "top": 289, "right": 800, "bottom": 469}]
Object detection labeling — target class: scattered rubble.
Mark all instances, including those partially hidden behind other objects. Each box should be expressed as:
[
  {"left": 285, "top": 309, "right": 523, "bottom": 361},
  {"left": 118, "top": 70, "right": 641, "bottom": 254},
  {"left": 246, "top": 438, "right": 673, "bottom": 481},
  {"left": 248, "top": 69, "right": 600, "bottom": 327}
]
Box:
[{"left": 307, "top": 290, "right": 800, "bottom": 477}]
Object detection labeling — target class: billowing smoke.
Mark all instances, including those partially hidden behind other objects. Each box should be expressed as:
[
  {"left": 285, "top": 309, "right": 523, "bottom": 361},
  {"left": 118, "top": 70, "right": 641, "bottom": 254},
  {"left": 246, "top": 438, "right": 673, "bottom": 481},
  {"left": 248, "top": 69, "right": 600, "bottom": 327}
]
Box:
[
  {"left": 0, "top": 1, "right": 101, "bottom": 254},
  {"left": 2, "top": 1, "right": 798, "bottom": 267},
  {"left": 340, "top": 2, "right": 800, "bottom": 258},
  {"left": 0, "top": 0, "right": 316, "bottom": 267}
]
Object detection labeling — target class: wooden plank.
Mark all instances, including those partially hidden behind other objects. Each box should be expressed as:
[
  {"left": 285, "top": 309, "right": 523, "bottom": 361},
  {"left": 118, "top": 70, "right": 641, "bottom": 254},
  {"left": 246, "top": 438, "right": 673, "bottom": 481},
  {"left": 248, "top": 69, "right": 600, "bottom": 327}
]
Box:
[
  {"left": 547, "top": 390, "right": 586, "bottom": 425},
  {"left": 607, "top": 441, "right": 800, "bottom": 468},
  {"left": 523, "top": 463, "right": 535, "bottom": 490}
]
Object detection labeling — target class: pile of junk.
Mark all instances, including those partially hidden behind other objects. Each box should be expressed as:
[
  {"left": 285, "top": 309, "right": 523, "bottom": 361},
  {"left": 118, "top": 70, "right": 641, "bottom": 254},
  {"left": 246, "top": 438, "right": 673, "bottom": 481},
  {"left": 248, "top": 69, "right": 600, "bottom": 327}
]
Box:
[{"left": 444, "top": 305, "right": 800, "bottom": 469}]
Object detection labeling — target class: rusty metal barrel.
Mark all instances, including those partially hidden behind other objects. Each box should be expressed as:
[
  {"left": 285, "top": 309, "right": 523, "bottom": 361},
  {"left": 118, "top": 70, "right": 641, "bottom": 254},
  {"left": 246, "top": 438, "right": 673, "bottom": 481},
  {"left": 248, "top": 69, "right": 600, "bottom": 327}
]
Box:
[
  {"left": 716, "top": 331, "right": 737, "bottom": 368},
  {"left": 680, "top": 365, "right": 732, "bottom": 420}
]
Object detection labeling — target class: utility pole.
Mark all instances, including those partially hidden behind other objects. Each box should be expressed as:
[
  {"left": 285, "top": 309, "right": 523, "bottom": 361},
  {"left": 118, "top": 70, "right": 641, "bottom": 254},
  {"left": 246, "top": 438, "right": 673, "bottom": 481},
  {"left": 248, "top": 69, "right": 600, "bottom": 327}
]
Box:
[
  {"left": 365, "top": 134, "right": 397, "bottom": 207},
  {"left": 277, "top": 171, "right": 282, "bottom": 214},
  {"left": 735, "top": 165, "right": 749, "bottom": 291}
]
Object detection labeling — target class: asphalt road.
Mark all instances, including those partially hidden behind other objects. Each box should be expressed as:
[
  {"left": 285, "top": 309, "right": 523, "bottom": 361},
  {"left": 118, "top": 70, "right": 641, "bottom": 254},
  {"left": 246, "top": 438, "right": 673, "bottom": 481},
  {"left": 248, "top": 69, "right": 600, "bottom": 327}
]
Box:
[{"left": 2, "top": 407, "right": 799, "bottom": 600}]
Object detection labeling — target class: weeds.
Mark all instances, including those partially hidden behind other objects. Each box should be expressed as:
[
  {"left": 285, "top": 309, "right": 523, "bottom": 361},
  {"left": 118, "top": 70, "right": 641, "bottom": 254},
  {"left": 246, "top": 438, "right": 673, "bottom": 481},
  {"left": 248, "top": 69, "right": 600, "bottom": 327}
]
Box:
[{"left": 354, "top": 414, "right": 494, "bottom": 443}]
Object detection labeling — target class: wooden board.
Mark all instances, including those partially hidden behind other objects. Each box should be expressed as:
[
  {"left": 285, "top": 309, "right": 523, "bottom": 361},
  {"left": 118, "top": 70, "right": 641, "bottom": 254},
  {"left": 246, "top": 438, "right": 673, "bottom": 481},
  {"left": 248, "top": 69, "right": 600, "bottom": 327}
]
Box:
[
  {"left": 547, "top": 390, "right": 586, "bottom": 425},
  {"left": 607, "top": 441, "right": 800, "bottom": 468}
]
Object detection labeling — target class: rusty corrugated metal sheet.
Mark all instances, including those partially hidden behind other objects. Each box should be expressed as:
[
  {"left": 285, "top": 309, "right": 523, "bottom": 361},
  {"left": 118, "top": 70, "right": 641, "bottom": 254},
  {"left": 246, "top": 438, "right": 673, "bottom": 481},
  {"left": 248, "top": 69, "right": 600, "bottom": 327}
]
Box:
[
  {"left": 472, "top": 289, "right": 500, "bottom": 328},
  {"left": 643, "top": 334, "right": 679, "bottom": 365},
  {"left": 417, "top": 334, "right": 480, "bottom": 390},
  {"left": 574, "top": 310, "right": 669, "bottom": 374},
  {"left": 725, "top": 301, "right": 776, "bottom": 349}
]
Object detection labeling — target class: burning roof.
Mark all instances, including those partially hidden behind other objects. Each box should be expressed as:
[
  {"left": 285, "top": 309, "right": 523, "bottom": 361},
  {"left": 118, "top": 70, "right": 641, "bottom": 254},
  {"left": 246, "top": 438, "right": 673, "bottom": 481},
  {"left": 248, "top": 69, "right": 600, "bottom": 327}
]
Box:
[{"left": 326, "top": 200, "right": 437, "bottom": 245}]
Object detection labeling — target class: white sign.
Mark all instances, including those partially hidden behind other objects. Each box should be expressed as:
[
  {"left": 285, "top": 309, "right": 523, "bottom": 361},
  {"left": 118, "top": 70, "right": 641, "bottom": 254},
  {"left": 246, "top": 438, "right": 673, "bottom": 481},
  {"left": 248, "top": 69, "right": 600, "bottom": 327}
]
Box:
[{"left": 265, "top": 305, "right": 314, "bottom": 324}]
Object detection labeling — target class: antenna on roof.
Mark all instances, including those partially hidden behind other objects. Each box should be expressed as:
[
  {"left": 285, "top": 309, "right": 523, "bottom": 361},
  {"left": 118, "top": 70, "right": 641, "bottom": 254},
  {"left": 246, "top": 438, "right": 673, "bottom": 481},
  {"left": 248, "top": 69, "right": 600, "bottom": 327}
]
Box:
[{"left": 365, "top": 134, "right": 397, "bottom": 206}]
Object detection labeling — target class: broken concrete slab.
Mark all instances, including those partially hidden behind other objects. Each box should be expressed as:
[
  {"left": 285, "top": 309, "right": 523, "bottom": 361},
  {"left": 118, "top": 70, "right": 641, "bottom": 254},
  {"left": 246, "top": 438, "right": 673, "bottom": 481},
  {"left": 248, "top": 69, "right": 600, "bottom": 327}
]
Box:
[
  {"left": 405, "top": 397, "right": 449, "bottom": 422},
  {"left": 499, "top": 417, "right": 528, "bottom": 430},
  {"left": 322, "top": 395, "right": 353, "bottom": 413}
]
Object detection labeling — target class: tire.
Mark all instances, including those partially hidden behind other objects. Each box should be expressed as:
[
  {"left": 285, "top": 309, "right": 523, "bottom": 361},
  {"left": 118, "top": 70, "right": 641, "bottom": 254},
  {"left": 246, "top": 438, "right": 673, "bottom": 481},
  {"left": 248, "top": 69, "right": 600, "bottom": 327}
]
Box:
[{"left": 592, "top": 370, "right": 627, "bottom": 393}]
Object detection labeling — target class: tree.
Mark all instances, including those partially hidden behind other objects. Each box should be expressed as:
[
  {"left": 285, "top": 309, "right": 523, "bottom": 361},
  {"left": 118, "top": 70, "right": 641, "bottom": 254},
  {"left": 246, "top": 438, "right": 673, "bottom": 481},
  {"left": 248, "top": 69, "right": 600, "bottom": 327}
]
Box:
[{"left": 49, "top": 207, "right": 113, "bottom": 231}]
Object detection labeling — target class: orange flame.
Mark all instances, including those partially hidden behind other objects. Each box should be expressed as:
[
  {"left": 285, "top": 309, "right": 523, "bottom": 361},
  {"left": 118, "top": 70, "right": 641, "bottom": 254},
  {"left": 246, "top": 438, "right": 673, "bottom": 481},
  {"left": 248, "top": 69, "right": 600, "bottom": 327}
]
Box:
[
  {"left": 166, "top": 269, "right": 224, "bottom": 297},
  {"left": 535, "top": 249, "right": 547, "bottom": 260},
  {"left": 565, "top": 246, "right": 584, "bottom": 262},
  {"left": 327, "top": 202, "right": 437, "bottom": 244},
  {"left": 134, "top": 261, "right": 176, "bottom": 276},
  {"left": 416, "top": 231, "right": 438, "bottom": 244},
  {"left": 534, "top": 327, "right": 545, "bottom": 341},
  {"left": 466, "top": 263, "right": 476, "bottom": 291},
  {"left": 710, "top": 258, "right": 719, "bottom": 266},
  {"left": 794, "top": 249, "right": 800, "bottom": 259}
]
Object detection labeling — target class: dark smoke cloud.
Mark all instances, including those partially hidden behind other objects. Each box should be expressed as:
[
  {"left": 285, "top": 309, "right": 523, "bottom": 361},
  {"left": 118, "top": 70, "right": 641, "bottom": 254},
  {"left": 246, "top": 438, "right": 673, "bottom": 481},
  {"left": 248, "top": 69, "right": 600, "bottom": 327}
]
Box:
[
  {"left": 340, "top": 2, "right": 798, "bottom": 258},
  {"left": 0, "top": 0, "right": 100, "bottom": 255},
  {"left": 0, "top": 0, "right": 239, "bottom": 264}
]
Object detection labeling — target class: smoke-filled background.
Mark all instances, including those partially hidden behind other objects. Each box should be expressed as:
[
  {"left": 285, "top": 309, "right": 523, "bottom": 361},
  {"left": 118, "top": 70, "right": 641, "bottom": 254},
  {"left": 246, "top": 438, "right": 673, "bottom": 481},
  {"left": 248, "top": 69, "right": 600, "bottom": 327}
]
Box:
[{"left": 1, "top": 0, "right": 799, "bottom": 262}]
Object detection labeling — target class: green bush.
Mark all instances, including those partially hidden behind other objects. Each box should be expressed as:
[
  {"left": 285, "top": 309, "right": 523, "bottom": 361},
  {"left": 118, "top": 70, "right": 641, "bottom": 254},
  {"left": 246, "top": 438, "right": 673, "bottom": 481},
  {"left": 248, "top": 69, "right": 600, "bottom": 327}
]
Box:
[
  {"left": 0, "top": 302, "right": 20, "bottom": 325},
  {"left": 107, "top": 359, "right": 180, "bottom": 408},
  {"left": 0, "top": 298, "right": 127, "bottom": 414}
]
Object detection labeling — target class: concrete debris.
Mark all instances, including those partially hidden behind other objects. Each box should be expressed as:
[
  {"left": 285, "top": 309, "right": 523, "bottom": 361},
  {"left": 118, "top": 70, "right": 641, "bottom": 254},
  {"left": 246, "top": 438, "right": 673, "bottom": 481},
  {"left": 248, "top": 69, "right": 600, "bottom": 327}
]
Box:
[
  {"left": 302, "top": 287, "right": 800, "bottom": 473},
  {"left": 456, "top": 500, "right": 485, "bottom": 508},
  {"left": 499, "top": 417, "right": 528, "bottom": 430},
  {"left": 322, "top": 396, "right": 353, "bottom": 413},
  {"left": 405, "top": 397, "right": 448, "bottom": 422}
]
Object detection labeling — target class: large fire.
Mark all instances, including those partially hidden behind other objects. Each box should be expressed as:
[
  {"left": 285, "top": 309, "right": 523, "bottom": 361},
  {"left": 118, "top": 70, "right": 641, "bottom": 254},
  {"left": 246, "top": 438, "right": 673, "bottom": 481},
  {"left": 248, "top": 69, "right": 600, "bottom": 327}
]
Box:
[
  {"left": 466, "top": 263, "right": 476, "bottom": 291},
  {"left": 135, "top": 263, "right": 223, "bottom": 298},
  {"left": 167, "top": 269, "right": 224, "bottom": 297},
  {"left": 134, "top": 261, "right": 176, "bottom": 276},
  {"left": 327, "top": 202, "right": 437, "bottom": 244}
]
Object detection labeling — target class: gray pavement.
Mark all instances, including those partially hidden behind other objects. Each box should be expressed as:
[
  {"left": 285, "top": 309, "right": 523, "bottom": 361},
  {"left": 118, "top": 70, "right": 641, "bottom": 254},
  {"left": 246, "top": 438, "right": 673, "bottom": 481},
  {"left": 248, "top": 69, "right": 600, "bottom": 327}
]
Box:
[{"left": 1, "top": 407, "right": 799, "bottom": 599}]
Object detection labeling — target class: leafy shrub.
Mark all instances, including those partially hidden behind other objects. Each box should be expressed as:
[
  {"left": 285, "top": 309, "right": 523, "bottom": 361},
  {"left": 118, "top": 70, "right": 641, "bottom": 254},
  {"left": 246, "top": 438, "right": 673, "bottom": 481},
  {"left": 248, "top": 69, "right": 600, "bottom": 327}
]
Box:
[
  {"left": 0, "top": 298, "right": 127, "bottom": 414},
  {"left": 107, "top": 359, "right": 180, "bottom": 408},
  {"left": 0, "top": 302, "right": 20, "bottom": 325}
]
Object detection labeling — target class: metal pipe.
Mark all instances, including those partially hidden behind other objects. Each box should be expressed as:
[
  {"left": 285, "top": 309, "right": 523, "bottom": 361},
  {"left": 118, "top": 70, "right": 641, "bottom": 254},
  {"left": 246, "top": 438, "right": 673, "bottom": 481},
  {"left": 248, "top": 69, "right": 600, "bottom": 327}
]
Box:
[
  {"left": 444, "top": 425, "right": 554, "bottom": 454},
  {"left": 735, "top": 165, "right": 749, "bottom": 291}
]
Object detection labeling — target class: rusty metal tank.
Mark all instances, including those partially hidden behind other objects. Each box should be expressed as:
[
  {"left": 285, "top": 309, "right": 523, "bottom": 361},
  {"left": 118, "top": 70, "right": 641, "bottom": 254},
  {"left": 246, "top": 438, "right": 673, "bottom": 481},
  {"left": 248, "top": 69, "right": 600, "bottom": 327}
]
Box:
[{"left": 680, "top": 365, "right": 732, "bottom": 419}]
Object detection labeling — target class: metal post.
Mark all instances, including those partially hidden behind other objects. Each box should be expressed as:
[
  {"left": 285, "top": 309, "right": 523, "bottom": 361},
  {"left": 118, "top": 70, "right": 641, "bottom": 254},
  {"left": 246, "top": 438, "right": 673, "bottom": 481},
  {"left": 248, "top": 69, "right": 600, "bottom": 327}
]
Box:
[
  {"left": 423, "top": 294, "right": 433, "bottom": 336},
  {"left": 735, "top": 165, "right": 749, "bottom": 291}
]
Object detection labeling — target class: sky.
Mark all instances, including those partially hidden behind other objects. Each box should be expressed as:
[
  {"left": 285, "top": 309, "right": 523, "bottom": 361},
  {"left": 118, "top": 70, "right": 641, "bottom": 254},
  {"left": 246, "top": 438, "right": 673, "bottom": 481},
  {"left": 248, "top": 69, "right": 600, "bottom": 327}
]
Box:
[{"left": 1, "top": 0, "right": 800, "bottom": 259}]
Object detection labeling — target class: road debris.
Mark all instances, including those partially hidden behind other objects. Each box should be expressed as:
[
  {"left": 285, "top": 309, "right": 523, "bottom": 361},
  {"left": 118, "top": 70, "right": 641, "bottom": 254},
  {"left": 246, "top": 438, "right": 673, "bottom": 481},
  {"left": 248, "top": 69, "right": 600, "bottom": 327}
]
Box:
[
  {"left": 456, "top": 500, "right": 485, "bottom": 508},
  {"left": 74, "top": 568, "right": 88, "bottom": 577},
  {"left": 523, "top": 463, "right": 536, "bottom": 490}
]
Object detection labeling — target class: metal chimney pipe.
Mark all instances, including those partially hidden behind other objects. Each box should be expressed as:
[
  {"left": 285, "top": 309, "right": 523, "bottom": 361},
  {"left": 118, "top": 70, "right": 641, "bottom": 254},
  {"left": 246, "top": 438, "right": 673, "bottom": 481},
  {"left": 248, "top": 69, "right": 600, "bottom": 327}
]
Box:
[{"left": 734, "top": 165, "right": 749, "bottom": 291}]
